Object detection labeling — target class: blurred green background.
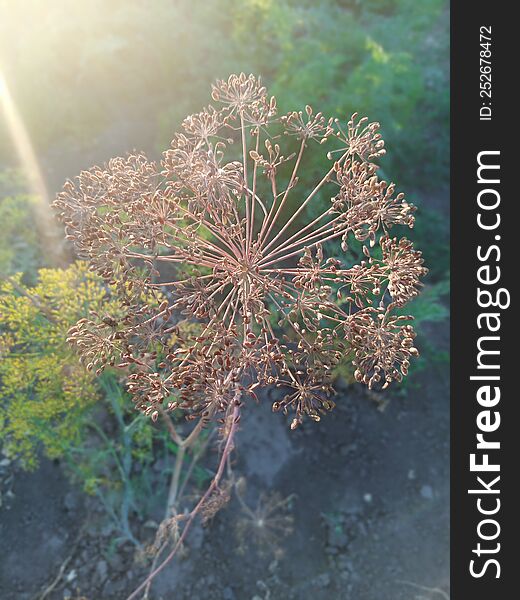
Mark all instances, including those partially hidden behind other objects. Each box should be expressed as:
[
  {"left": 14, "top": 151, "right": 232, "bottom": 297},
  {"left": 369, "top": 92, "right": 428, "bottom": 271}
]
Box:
[
  {"left": 0, "top": 1, "right": 449, "bottom": 595},
  {"left": 0, "top": 0, "right": 449, "bottom": 272},
  {"left": 0, "top": 0, "right": 450, "bottom": 373},
  {"left": 1, "top": 0, "right": 449, "bottom": 180}
]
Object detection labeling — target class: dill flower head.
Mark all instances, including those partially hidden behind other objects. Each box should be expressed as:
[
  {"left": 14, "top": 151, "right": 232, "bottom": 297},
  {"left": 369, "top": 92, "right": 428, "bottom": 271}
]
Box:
[{"left": 54, "top": 73, "right": 427, "bottom": 429}]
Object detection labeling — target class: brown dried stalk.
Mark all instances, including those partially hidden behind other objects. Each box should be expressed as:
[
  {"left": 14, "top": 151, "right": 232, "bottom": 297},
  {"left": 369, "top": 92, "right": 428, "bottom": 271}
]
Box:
[{"left": 53, "top": 73, "right": 427, "bottom": 595}]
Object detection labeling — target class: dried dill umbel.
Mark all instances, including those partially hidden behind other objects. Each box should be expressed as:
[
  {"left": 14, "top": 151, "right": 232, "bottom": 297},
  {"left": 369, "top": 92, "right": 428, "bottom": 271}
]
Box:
[{"left": 53, "top": 73, "right": 427, "bottom": 597}]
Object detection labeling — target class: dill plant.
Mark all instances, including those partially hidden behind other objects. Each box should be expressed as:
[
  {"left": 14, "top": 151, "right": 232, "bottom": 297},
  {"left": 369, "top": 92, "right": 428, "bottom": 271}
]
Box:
[{"left": 53, "top": 74, "right": 427, "bottom": 596}]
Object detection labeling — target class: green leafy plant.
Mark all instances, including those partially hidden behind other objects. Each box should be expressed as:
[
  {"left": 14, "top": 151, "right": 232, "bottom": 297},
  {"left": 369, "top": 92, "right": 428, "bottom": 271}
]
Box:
[
  {"left": 0, "top": 262, "right": 195, "bottom": 547},
  {"left": 0, "top": 262, "right": 109, "bottom": 467}
]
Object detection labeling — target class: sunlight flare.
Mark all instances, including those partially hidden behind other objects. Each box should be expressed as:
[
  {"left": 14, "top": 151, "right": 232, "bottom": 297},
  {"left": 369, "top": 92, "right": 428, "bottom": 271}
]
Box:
[{"left": 0, "top": 68, "right": 62, "bottom": 263}]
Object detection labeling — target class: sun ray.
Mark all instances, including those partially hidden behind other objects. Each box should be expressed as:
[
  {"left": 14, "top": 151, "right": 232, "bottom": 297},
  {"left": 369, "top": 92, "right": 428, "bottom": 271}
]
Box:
[{"left": 0, "top": 68, "right": 63, "bottom": 265}]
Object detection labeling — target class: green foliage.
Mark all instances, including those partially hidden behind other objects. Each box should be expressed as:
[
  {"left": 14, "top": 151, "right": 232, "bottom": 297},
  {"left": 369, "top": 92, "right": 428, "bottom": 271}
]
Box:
[
  {"left": 219, "top": 0, "right": 448, "bottom": 192},
  {"left": 0, "top": 262, "right": 116, "bottom": 467},
  {"left": 0, "top": 262, "right": 181, "bottom": 543},
  {"left": 394, "top": 276, "right": 449, "bottom": 389},
  {"left": 1, "top": 0, "right": 449, "bottom": 191},
  {"left": 402, "top": 277, "right": 449, "bottom": 325},
  {"left": 0, "top": 0, "right": 232, "bottom": 151},
  {"left": 0, "top": 171, "right": 44, "bottom": 280},
  {"left": 409, "top": 204, "right": 450, "bottom": 282}
]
